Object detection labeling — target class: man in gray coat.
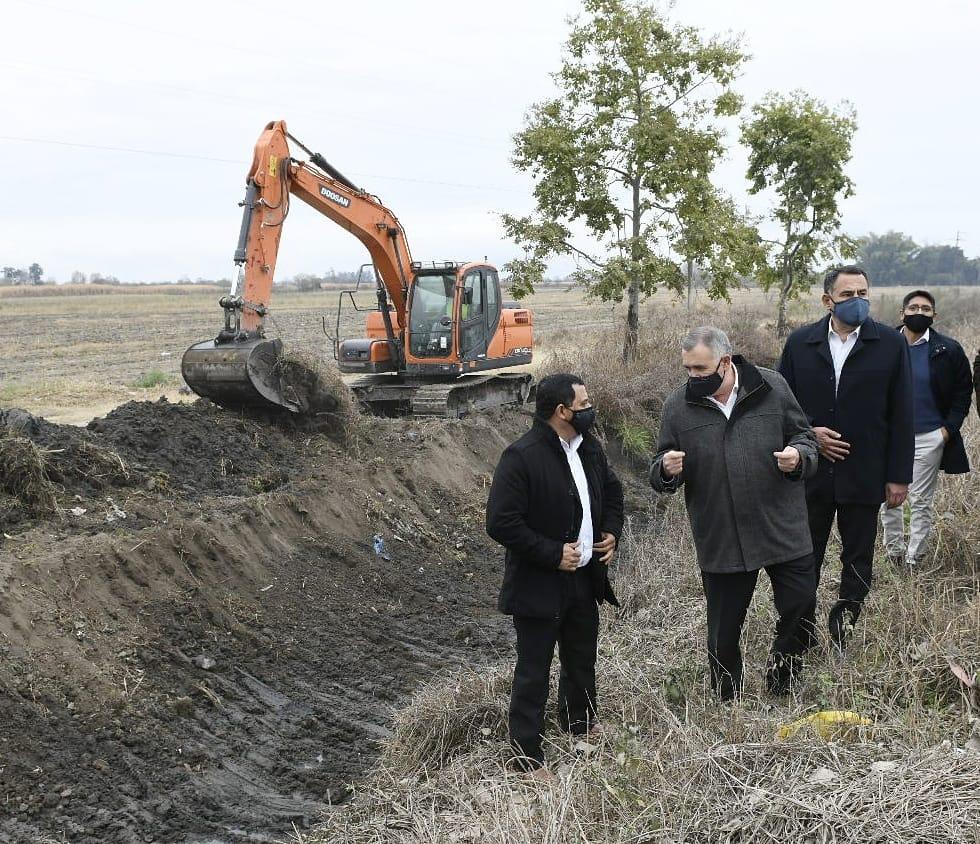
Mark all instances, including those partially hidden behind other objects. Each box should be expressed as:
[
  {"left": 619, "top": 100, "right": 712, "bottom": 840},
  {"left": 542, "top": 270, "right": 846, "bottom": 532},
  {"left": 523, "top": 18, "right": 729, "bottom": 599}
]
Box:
[{"left": 651, "top": 327, "right": 819, "bottom": 699}]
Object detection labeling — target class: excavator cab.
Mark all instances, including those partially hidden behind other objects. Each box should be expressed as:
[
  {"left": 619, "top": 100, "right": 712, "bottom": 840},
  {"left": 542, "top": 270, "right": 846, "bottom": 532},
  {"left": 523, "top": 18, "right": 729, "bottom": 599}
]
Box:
[
  {"left": 337, "top": 260, "right": 533, "bottom": 416},
  {"left": 336, "top": 262, "right": 530, "bottom": 378},
  {"left": 407, "top": 270, "right": 456, "bottom": 358}
]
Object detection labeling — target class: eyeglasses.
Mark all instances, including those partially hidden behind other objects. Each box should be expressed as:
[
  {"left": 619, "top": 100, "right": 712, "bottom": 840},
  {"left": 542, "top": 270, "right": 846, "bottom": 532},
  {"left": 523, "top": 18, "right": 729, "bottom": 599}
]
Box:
[{"left": 905, "top": 304, "right": 935, "bottom": 314}]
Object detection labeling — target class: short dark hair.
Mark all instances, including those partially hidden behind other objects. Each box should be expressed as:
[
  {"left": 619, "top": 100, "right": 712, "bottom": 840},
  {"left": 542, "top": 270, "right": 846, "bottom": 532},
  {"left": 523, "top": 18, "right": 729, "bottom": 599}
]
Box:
[
  {"left": 823, "top": 265, "right": 870, "bottom": 295},
  {"left": 902, "top": 289, "right": 935, "bottom": 310},
  {"left": 535, "top": 373, "right": 584, "bottom": 420}
]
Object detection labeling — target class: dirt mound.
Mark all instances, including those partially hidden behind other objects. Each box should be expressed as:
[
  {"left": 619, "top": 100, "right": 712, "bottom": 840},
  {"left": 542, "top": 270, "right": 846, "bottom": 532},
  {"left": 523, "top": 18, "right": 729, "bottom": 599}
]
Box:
[
  {"left": 0, "top": 400, "right": 533, "bottom": 842},
  {"left": 0, "top": 408, "right": 134, "bottom": 527},
  {"left": 0, "top": 398, "right": 359, "bottom": 533},
  {"left": 85, "top": 398, "right": 330, "bottom": 494}
]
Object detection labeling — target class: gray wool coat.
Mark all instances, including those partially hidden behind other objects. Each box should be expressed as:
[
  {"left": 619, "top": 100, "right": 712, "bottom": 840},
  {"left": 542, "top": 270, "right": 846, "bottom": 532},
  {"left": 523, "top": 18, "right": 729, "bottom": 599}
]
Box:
[{"left": 650, "top": 357, "right": 818, "bottom": 574}]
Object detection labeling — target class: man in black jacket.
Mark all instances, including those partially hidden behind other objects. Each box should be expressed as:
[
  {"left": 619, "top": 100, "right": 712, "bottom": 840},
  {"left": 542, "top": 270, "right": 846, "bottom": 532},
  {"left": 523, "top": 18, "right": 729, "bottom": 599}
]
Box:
[
  {"left": 974, "top": 349, "right": 980, "bottom": 416},
  {"left": 486, "top": 373, "right": 624, "bottom": 777},
  {"left": 778, "top": 266, "right": 914, "bottom": 653},
  {"left": 651, "top": 327, "right": 818, "bottom": 700},
  {"left": 881, "top": 290, "right": 972, "bottom": 567}
]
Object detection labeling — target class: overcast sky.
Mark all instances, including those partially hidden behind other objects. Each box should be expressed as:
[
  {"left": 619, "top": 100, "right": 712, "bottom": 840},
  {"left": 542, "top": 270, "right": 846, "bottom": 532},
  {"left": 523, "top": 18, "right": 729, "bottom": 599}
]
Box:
[{"left": 2, "top": 0, "right": 976, "bottom": 282}]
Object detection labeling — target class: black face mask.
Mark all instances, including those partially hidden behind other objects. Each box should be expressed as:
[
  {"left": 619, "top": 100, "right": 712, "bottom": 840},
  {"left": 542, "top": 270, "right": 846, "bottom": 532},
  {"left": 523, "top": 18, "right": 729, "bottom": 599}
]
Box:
[
  {"left": 688, "top": 359, "right": 725, "bottom": 399},
  {"left": 567, "top": 406, "right": 597, "bottom": 436},
  {"left": 903, "top": 313, "right": 933, "bottom": 335}
]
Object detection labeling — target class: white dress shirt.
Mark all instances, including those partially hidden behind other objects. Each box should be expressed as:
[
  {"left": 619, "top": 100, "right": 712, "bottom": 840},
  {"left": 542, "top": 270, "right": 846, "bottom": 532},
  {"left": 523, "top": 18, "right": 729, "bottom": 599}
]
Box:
[
  {"left": 707, "top": 363, "right": 740, "bottom": 420},
  {"left": 904, "top": 326, "right": 930, "bottom": 346},
  {"left": 828, "top": 322, "right": 861, "bottom": 392},
  {"left": 559, "top": 434, "right": 593, "bottom": 567}
]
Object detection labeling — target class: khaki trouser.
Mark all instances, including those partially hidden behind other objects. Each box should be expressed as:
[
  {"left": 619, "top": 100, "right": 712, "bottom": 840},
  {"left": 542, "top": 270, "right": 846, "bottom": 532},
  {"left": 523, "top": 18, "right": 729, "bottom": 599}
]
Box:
[{"left": 880, "top": 427, "right": 946, "bottom": 564}]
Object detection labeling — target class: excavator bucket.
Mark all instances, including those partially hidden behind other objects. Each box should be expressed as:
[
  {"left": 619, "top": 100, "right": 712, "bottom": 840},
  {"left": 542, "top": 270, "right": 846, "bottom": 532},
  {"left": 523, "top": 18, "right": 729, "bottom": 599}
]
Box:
[{"left": 181, "top": 338, "right": 303, "bottom": 413}]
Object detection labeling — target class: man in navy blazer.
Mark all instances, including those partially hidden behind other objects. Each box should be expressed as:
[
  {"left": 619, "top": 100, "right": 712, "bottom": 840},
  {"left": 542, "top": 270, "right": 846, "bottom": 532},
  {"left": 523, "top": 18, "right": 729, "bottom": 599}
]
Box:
[{"left": 778, "top": 266, "right": 913, "bottom": 653}]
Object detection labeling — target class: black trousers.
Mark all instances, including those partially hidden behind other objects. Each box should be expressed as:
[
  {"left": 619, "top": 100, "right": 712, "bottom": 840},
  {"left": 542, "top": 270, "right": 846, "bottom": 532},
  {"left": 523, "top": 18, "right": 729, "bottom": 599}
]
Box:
[
  {"left": 509, "top": 566, "right": 599, "bottom": 769},
  {"left": 700, "top": 555, "right": 816, "bottom": 700},
  {"left": 806, "top": 498, "right": 880, "bottom": 625}
]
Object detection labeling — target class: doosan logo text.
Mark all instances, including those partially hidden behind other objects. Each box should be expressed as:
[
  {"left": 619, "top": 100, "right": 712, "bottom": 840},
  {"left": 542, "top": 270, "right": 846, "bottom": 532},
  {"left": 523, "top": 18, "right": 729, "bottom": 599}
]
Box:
[{"left": 319, "top": 185, "right": 351, "bottom": 208}]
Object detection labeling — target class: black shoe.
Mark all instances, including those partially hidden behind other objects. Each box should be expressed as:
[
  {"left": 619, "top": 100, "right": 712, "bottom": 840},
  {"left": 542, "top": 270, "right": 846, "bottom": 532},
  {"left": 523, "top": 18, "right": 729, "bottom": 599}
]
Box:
[
  {"left": 766, "top": 653, "right": 802, "bottom": 696},
  {"left": 828, "top": 602, "right": 860, "bottom": 655},
  {"left": 714, "top": 676, "right": 742, "bottom": 702}
]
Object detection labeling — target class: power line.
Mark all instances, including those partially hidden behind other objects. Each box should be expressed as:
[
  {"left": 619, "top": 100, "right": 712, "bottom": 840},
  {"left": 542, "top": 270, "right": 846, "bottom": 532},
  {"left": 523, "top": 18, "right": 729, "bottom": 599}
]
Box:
[
  {"left": 0, "top": 134, "right": 525, "bottom": 193},
  {"left": 0, "top": 135, "right": 243, "bottom": 165}
]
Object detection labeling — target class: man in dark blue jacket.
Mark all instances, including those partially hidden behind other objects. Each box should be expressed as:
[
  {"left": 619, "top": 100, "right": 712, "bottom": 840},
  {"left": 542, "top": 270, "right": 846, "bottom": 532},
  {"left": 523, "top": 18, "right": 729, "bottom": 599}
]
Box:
[
  {"left": 881, "top": 290, "right": 972, "bottom": 567},
  {"left": 487, "top": 374, "right": 624, "bottom": 778},
  {"left": 778, "top": 266, "right": 914, "bottom": 653}
]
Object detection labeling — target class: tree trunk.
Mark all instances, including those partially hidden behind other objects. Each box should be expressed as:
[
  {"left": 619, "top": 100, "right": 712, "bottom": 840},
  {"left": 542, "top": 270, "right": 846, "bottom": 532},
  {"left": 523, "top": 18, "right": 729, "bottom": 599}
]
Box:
[
  {"left": 686, "top": 259, "right": 694, "bottom": 310},
  {"left": 625, "top": 282, "right": 640, "bottom": 361},
  {"left": 776, "top": 257, "right": 793, "bottom": 338},
  {"left": 776, "top": 287, "right": 789, "bottom": 338},
  {"left": 623, "top": 179, "right": 642, "bottom": 363}
]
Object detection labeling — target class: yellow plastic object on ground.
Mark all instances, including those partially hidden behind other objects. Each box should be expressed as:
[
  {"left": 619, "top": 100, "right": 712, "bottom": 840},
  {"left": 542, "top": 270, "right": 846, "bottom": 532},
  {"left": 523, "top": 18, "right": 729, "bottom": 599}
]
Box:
[{"left": 777, "top": 710, "right": 872, "bottom": 741}]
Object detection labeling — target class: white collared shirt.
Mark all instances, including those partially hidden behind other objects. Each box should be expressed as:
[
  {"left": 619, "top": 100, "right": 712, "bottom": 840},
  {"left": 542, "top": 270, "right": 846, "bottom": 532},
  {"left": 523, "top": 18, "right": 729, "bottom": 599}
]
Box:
[
  {"left": 559, "top": 434, "right": 593, "bottom": 568},
  {"left": 707, "top": 363, "right": 739, "bottom": 420},
  {"left": 904, "top": 326, "right": 930, "bottom": 347},
  {"left": 828, "top": 322, "right": 861, "bottom": 391}
]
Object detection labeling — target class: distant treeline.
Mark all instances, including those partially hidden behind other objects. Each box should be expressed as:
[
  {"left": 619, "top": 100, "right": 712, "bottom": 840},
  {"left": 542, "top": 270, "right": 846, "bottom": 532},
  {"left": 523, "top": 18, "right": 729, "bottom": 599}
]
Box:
[
  {"left": 11, "top": 234, "right": 978, "bottom": 290},
  {"left": 1, "top": 264, "right": 44, "bottom": 284},
  {"left": 855, "top": 232, "right": 980, "bottom": 286}
]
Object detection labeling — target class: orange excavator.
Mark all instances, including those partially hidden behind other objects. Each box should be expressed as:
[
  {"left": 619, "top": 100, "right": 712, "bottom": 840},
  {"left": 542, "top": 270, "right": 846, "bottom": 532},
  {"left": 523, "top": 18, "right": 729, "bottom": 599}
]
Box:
[{"left": 182, "top": 120, "right": 534, "bottom": 417}]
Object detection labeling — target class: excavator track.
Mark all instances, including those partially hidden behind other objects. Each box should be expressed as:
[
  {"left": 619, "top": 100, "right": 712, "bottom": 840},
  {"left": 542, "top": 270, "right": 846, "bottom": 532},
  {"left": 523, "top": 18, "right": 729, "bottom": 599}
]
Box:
[
  {"left": 410, "top": 383, "right": 464, "bottom": 417},
  {"left": 348, "top": 373, "right": 533, "bottom": 418}
]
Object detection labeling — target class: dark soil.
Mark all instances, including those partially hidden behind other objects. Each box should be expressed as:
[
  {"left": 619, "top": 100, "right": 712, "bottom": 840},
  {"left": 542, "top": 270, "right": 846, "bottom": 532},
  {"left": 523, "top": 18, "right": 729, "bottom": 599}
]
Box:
[
  {"left": 0, "top": 400, "right": 531, "bottom": 843},
  {"left": 0, "top": 397, "right": 356, "bottom": 531}
]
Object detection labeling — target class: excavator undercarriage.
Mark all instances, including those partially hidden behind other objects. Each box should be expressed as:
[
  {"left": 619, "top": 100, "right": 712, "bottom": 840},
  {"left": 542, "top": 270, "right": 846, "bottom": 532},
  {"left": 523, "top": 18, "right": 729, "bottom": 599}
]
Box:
[{"left": 348, "top": 372, "right": 533, "bottom": 418}]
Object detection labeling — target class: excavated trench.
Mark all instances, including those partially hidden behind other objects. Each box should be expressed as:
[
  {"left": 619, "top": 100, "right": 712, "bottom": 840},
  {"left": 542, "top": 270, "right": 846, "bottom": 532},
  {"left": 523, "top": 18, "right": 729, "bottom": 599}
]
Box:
[{"left": 0, "top": 399, "right": 528, "bottom": 843}]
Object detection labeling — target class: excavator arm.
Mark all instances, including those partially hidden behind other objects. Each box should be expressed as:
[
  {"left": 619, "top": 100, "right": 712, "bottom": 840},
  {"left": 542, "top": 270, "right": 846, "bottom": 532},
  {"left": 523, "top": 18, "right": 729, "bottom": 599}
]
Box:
[
  {"left": 234, "top": 120, "right": 412, "bottom": 340},
  {"left": 182, "top": 120, "right": 414, "bottom": 411}
]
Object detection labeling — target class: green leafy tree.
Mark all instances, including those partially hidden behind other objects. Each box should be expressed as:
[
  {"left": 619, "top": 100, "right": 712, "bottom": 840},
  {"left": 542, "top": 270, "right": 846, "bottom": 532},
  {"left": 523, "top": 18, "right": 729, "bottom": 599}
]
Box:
[
  {"left": 855, "top": 231, "right": 918, "bottom": 285},
  {"left": 28, "top": 263, "right": 43, "bottom": 285},
  {"left": 502, "top": 0, "right": 759, "bottom": 360},
  {"left": 741, "top": 92, "right": 857, "bottom": 335},
  {"left": 674, "top": 190, "right": 767, "bottom": 303}
]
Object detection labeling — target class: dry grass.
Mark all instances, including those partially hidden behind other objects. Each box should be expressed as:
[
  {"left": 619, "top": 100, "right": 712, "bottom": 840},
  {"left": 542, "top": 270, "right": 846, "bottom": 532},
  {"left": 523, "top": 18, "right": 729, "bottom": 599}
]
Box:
[
  {"left": 0, "top": 285, "right": 753, "bottom": 419},
  {"left": 0, "top": 417, "right": 131, "bottom": 521},
  {"left": 308, "top": 304, "right": 980, "bottom": 844},
  {"left": 0, "top": 283, "right": 223, "bottom": 298},
  {"left": 61, "top": 440, "right": 131, "bottom": 489},
  {"left": 541, "top": 306, "right": 783, "bottom": 461},
  {"left": 8, "top": 283, "right": 977, "bottom": 423},
  {"left": 309, "top": 495, "right": 979, "bottom": 842},
  {"left": 310, "top": 494, "right": 980, "bottom": 843},
  {"left": 0, "top": 433, "right": 58, "bottom": 513}
]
